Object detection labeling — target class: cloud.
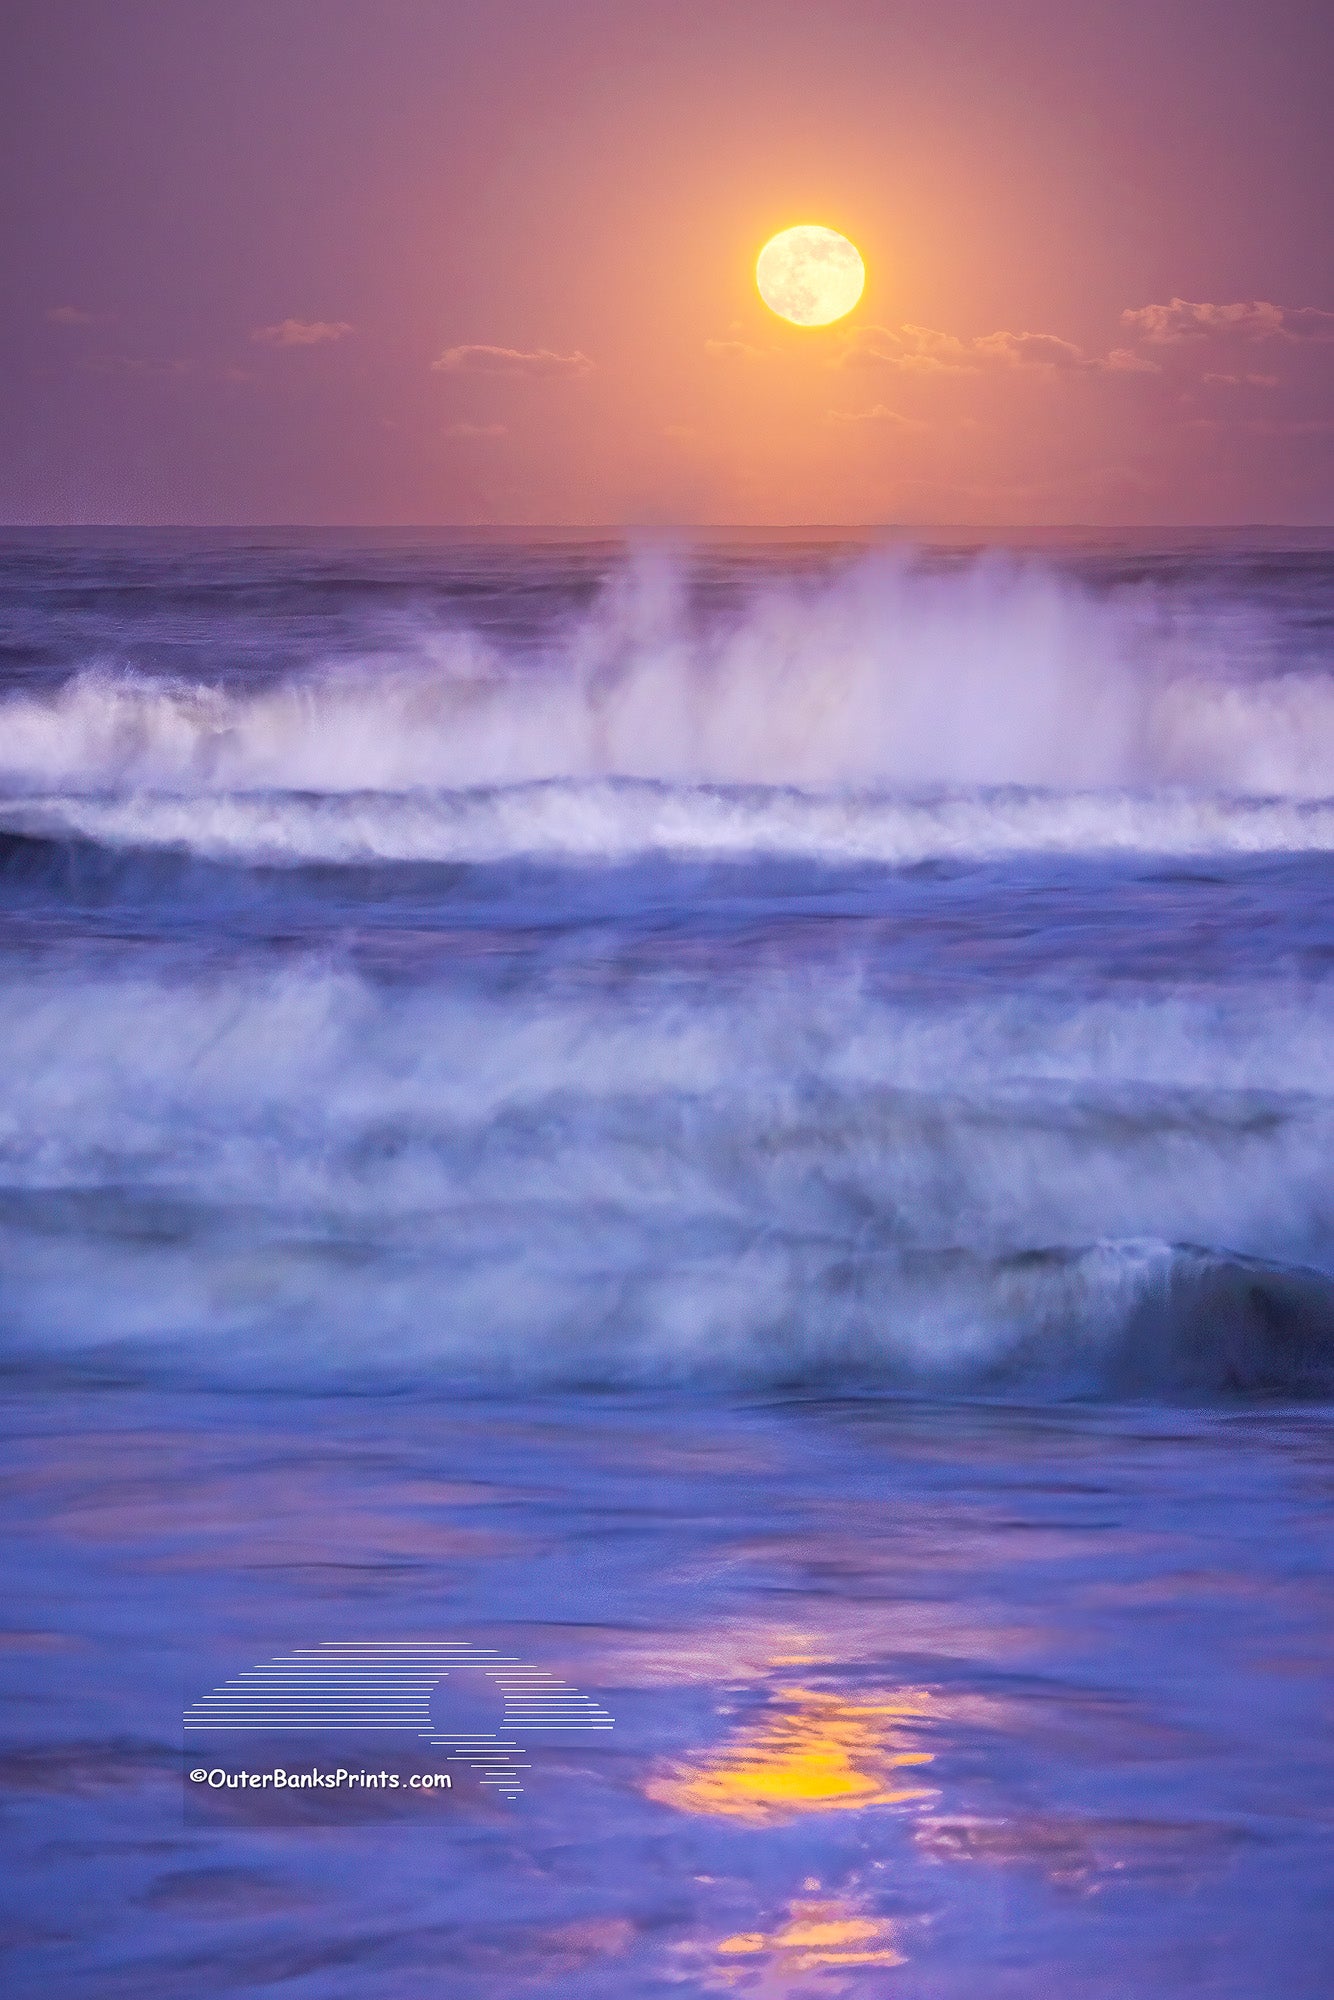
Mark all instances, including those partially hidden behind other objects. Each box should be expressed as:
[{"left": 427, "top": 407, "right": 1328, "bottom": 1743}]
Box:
[
  {"left": 251, "top": 318, "right": 354, "bottom": 347},
  {"left": 1121, "top": 298, "right": 1334, "bottom": 345},
  {"left": 45, "top": 305, "right": 98, "bottom": 326},
  {"left": 704, "top": 337, "right": 768, "bottom": 361},
  {"left": 827, "top": 404, "right": 926, "bottom": 427},
  {"left": 972, "top": 329, "right": 1086, "bottom": 370},
  {"left": 75, "top": 353, "right": 254, "bottom": 383},
  {"left": 1284, "top": 308, "right": 1334, "bottom": 342},
  {"left": 1098, "top": 346, "right": 1162, "bottom": 374},
  {"left": 838, "top": 324, "right": 977, "bottom": 372},
  {"left": 1202, "top": 371, "right": 1279, "bottom": 388},
  {"left": 1238, "top": 416, "right": 1334, "bottom": 436},
  {"left": 839, "top": 323, "right": 1098, "bottom": 374},
  {"left": 432, "top": 344, "right": 593, "bottom": 378},
  {"left": 446, "top": 421, "right": 508, "bottom": 438}
]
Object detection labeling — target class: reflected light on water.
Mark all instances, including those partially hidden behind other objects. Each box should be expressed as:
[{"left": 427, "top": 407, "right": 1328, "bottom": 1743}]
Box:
[
  {"left": 681, "top": 1893, "right": 907, "bottom": 1993},
  {"left": 646, "top": 1684, "right": 937, "bottom": 1823},
  {"left": 719, "top": 1903, "right": 905, "bottom": 1968}
]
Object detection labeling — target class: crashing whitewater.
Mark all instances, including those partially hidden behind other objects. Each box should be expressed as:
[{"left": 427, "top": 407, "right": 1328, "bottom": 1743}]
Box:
[{"left": 2, "top": 543, "right": 1333, "bottom": 1396}]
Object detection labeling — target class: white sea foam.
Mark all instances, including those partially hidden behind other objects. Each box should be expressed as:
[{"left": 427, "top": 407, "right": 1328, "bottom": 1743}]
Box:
[
  {"left": 7, "top": 781, "right": 1334, "bottom": 866},
  {"left": 2, "top": 962, "right": 1332, "bottom": 1392},
  {"left": 4, "top": 545, "right": 1333, "bottom": 1394},
  {"left": 0, "top": 550, "right": 1332, "bottom": 837}
]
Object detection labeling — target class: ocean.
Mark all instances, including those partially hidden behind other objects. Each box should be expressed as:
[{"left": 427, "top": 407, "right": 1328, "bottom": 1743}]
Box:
[{"left": 1, "top": 529, "right": 1332, "bottom": 1995}]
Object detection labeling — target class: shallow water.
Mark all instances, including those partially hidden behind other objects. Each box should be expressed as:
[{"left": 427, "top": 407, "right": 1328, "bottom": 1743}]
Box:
[
  {"left": 3, "top": 1389, "right": 1333, "bottom": 1996},
  {"left": 1, "top": 531, "right": 1332, "bottom": 1991}
]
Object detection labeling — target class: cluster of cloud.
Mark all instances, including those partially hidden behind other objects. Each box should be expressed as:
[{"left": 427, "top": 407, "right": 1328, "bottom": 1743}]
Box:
[
  {"left": 432, "top": 343, "right": 593, "bottom": 378},
  {"left": 816, "top": 299, "right": 1333, "bottom": 439},
  {"left": 702, "top": 298, "right": 1331, "bottom": 400},
  {"left": 827, "top": 403, "right": 925, "bottom": 428},
  {"left": 1121, "top": 299, "right": 1334, "bottom": 344},
  {"left": 251, "top": 318, "right": 354, "bottom": 347},
  {"left": 834, "top": 322, "right": 1155, "bottom": 376},
  {"left": 701, "top": 296, "right": 1331, "bottom": 444},
  {"left": 39, "top": 289, "right": 1328, "bottom": 470}
]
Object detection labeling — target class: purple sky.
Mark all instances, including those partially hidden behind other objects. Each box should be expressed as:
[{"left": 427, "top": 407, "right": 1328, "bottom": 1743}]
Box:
[{"left": 2, "top": 0, "right": 1331, "bottom": 524}]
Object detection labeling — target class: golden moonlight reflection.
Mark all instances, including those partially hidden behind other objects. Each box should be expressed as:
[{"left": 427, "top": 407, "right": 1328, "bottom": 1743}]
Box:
[
  {"left": 756, "top": 225, "right": 865, "bottom": 326},
  {"left": 644, "top": 1683, "right": 937, "bottom": 1824},
  {"left": 711, "top": 1898, "right": 907, "bottom": 1980}
]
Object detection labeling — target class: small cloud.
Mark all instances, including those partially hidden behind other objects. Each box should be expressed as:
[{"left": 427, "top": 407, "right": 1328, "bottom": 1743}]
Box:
[
  {"left": 1284, "top": 308, "right": 1334, "bottom": 342},
  {"left": 704, "top": 337, "right": 768, "bottom": 361},
  {"left": 251, "top": 318, "right": 354, "bottom": 348},
  {"left": 837, "top": 324, "right": 977, "bottom": 372},
  {"left": 1098, "top": 346, "right": 1162, "bottom": 374},
  {"left": 1240, "top": 416, "right": 1334, "bottom": 437},
  {"left": 446, "top": 421, "right": 508, "bottom": 438},
  {"left": 432, "top": 344, "right": 593, "bottom": 378},
  {"left": 45, "top": 305, "right": 98, "bottom": 326},
  {"left": 1121, "top": 298, "right": 1334, "bottom": 345},
  {"left": 837, "top": 322, "right": 1095, "bottom": 374},
  {"left": 973, "top": 329, "right": 1086, "bottom": 370},
  {"left": 1202, "top": 370, "right": 1279, "bottom": 388},
  {"left": 1122, "top": 298, "right": 1284, "bottom": 344},
  {"left": 1180, "top": 411, "right": 1333, "bottom": 437},
  {"left": 827, "top": 404, "right": 926, "bottom": 427},
  {"left": 77, "top": 352, "right": 254, "bottom": 383},
  {"left": 78, "top": 353, "right": 198, "bottom": 378}
]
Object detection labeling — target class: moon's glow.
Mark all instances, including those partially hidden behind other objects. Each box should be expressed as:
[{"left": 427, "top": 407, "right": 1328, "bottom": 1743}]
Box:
[{"left": 756, "top": 226, "right": 865, "bottom": 327}]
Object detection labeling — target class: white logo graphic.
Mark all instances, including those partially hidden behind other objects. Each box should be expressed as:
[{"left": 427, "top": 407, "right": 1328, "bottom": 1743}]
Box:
[{"left": 184, "top": 1641, "right": 614, "bottom": 1796}]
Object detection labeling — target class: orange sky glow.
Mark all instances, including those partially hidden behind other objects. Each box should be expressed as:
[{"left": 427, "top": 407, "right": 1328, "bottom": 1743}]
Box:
[{"left": 3, "top": 0, "right": 1331, "bottom": 524}]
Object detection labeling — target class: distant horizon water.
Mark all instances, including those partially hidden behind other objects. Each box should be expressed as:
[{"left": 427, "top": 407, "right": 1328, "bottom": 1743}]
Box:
[{"left": 5, "top": 520, "right": 1334, "bottom": 536}]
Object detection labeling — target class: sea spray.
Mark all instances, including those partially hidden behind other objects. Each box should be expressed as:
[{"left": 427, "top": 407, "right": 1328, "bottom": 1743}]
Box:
[
  {"left": 1, "top": 547, "right": 1333, "bottom": 802},
  {"left": 2, "top": 536, "right": 1333, "bottom": 1397}
]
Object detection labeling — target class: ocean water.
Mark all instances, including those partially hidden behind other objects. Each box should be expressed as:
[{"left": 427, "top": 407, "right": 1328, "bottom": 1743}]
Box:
[{"left": 1, "top": 529, "right": 1332, "bottom": 1995}]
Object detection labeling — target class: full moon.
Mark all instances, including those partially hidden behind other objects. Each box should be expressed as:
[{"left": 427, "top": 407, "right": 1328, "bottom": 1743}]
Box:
[{"left": 756, "top": 225, "right": 865, "bottom": 326}]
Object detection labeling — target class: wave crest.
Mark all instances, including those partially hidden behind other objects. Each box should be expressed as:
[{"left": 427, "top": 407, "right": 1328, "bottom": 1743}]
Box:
[
  {"left": 2, "top": 966, "right": 1332, "bottom": 1398},
  {"left": 1, "top": 549, "right": 1333, "bottom": 807},
  {"left": 7, "top": 781, "right": 1334, "bottom": 867}
]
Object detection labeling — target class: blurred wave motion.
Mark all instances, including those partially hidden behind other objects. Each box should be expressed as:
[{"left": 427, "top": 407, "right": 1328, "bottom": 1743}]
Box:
[{"left": 2, "top": 531, "right": 1333, "bottom": 1397}]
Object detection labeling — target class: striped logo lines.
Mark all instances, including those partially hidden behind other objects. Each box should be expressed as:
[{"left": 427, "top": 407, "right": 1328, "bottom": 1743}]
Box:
[{"left": 184, "top": 1641, "right": 614, "bottom": 1795}]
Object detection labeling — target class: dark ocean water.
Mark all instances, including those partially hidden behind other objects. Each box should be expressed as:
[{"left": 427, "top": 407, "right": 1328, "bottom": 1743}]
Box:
[{"left": 1, "top": 530, "right": 1332, "bottom": 1995}]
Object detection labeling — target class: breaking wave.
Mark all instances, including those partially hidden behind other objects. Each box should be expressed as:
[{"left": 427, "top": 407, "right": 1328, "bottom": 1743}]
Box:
[
  {"left": 2, "top": 964, "right": 1333, "bottom": 1398},
  {"left": 4, "top": 541, "right": 1333, "bottom": 1401},
  {"left": 0, "top": 550, "right": 1332, "bottom": 857},
  {"left": 6, "top": 782, "right": 1334, "bottom": 868}
]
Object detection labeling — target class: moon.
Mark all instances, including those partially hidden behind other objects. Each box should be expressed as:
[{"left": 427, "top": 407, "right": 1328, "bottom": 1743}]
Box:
[{"left": 756, "top": 225, "right": 865, "bottom": 327}]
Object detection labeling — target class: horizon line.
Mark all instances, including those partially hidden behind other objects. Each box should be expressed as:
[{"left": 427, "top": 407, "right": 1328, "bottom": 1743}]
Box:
[{"left": 2, "top": 520, "right": 1332, "bottom": 536}]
